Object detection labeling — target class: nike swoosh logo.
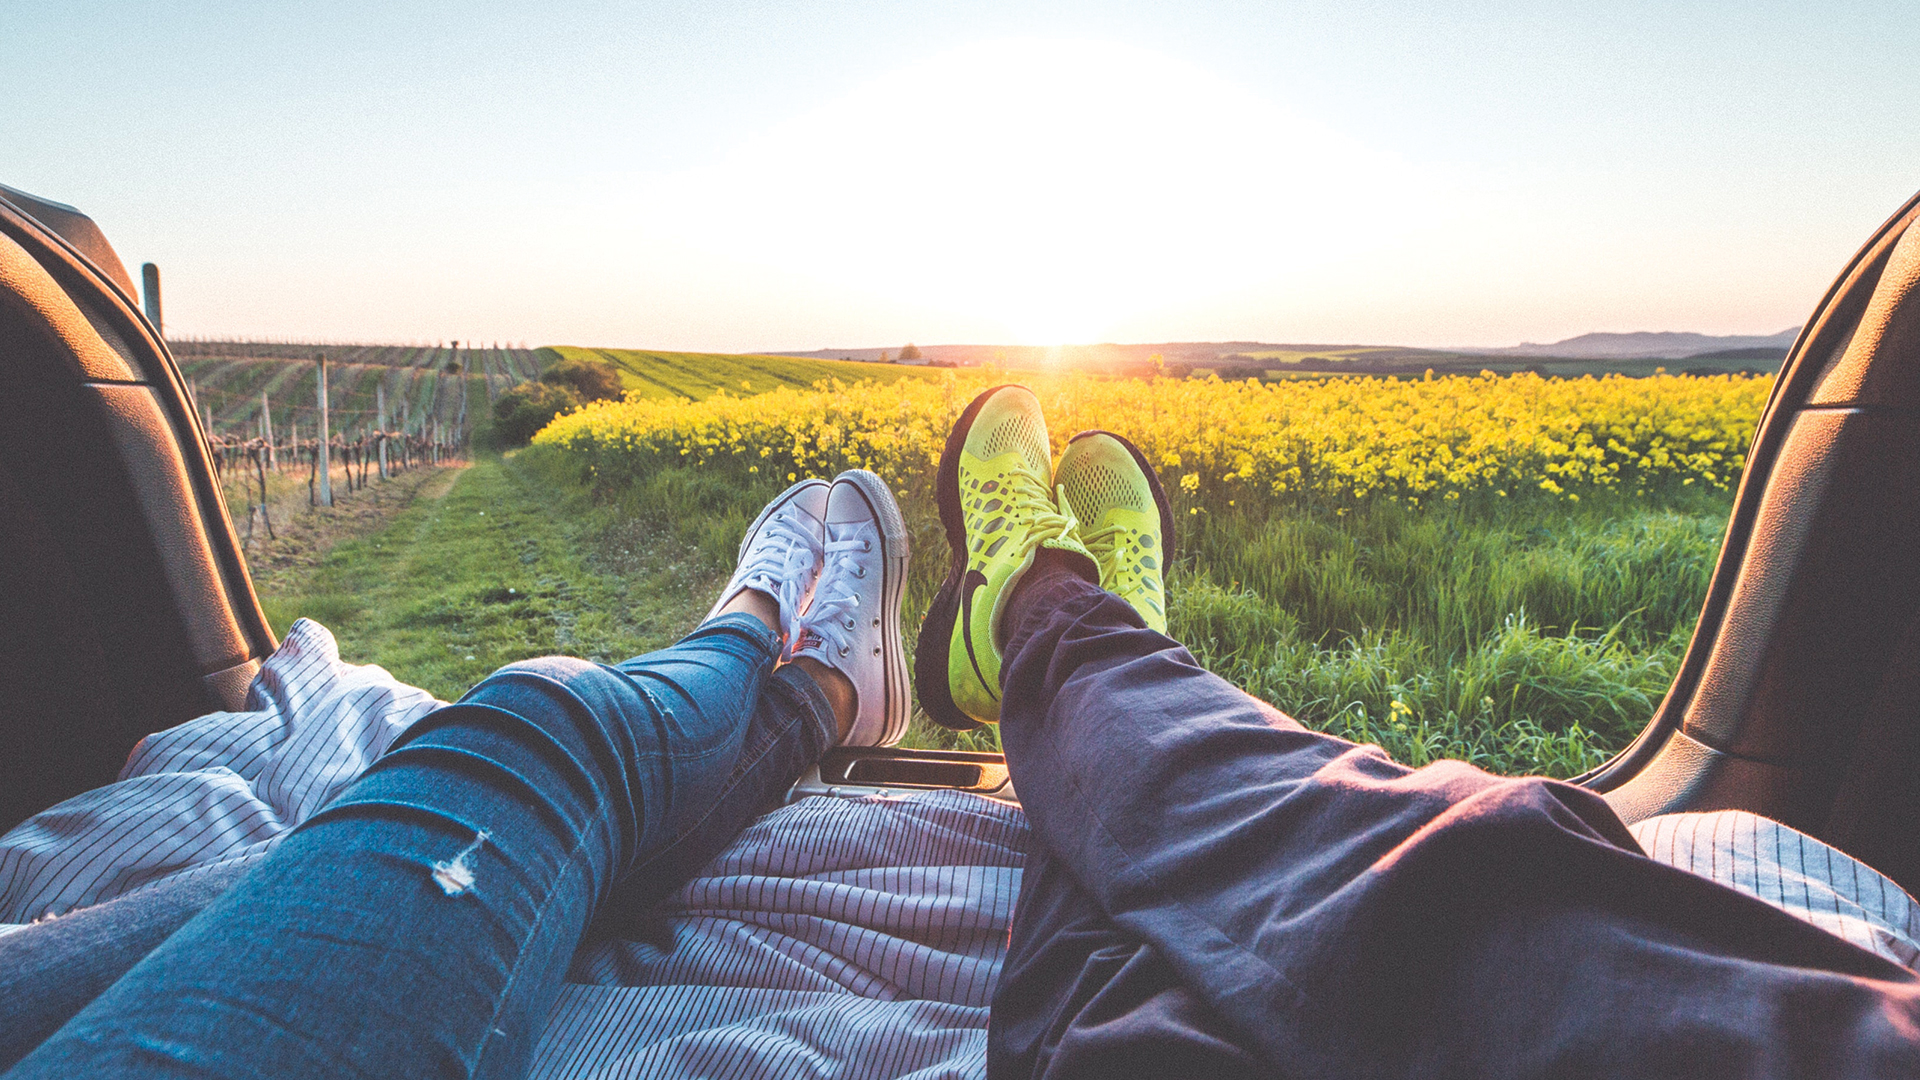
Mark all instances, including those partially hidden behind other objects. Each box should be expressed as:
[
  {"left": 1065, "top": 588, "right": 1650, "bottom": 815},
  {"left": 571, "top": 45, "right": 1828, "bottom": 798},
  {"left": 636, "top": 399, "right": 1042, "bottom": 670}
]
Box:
[{"left": 959, "top": 568, "right": 998, "bottom": 701}]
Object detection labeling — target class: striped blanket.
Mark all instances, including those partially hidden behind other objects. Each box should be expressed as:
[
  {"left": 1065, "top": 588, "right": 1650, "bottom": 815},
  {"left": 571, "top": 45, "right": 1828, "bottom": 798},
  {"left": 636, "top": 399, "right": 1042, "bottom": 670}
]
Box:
[{"left": 1, "top": 620, "right": 1912, "bottom": 1077}]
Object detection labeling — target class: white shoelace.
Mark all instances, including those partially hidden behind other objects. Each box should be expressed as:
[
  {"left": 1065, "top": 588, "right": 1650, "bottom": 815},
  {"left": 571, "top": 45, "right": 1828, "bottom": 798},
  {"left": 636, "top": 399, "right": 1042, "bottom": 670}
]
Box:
[
  {"left": 795, "top": 525, "right": 875, "bottom": 661},
  {"left": 737, "top": 509, "right": 826, "bottom": 637}
]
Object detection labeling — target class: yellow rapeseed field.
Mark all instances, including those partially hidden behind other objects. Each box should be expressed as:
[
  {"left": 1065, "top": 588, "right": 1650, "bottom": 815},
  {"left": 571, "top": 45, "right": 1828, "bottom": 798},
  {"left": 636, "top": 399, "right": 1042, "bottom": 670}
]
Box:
[{"left": 534, "top": 370, "right": 1772, "bottom": 509}]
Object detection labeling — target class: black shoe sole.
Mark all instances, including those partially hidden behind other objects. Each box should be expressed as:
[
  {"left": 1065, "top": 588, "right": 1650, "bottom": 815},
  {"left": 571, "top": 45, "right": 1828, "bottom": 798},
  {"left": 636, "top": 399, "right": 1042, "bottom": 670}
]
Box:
[
  {"left": 1063, "top": 429, "right": 1178, "bottom": 565},
  {"left": 913, "top": 385, "right": 1020, "bottom": 732}
]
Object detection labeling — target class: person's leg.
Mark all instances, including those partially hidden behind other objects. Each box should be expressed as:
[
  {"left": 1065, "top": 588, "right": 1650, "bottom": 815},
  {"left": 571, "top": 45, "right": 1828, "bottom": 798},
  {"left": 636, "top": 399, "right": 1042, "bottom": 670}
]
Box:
[
  {"left": 997, "top": 561, "right": 1920, "bottom": 1076},
  {"left": 0, "top": 618, "right": 837, "bottom": 1073},
  {"left": 0, "top": 862, "right": 251, "bottom": 1071},
  {"left": 6, "top": 610, "right": 835, "bottom": 1080},
  {"left": 988, "top": 839, "right": 1265, "bottom": 1080}
]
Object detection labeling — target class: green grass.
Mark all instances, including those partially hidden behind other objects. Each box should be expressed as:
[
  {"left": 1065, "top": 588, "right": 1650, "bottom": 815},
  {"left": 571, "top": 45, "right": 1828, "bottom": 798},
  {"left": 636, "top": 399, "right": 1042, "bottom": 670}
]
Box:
[
  {"left": 254, "top": 446, "right": 1725, "bottom": 777},
  {"left": 547, "top": 345, "right": 940, "bottom": 401},
  {"left": 260, "top": 454, "right": 718, "bottom": 701},
  {"left": 523, "top": 422, "right": 1730, "bottom": 776},
  {"left": 1167, "top": 495, "right": 1726, "bottom": 776},
  {"left": 254, "top": 345, "right": 1735, "bottom": 778}
]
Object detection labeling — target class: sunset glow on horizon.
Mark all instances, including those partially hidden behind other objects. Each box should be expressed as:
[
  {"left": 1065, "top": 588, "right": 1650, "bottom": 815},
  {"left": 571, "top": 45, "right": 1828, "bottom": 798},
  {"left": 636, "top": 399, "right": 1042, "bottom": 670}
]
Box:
[{"left": 4, "top": 2, "right": 1917, "bottom": 351}]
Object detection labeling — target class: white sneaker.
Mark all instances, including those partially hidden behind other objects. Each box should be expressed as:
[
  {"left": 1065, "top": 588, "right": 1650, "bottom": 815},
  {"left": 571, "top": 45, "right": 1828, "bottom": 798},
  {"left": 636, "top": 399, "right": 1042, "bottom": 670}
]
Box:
[
  {"left": 790, "top": 470, "right": 910, "bottom": 745},
  {"left": 704, "top": 478, "right": 830, "bottom": 641}
]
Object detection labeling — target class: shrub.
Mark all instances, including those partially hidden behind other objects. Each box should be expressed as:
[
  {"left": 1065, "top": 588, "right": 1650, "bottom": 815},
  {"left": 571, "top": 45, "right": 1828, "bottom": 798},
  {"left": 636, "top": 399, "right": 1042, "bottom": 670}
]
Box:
[
  {"left": 540, "top": 357, "right": 624, "bottom": 403},
  {"left": 493, "top": 383, "right": 580, "bottom": 446}
]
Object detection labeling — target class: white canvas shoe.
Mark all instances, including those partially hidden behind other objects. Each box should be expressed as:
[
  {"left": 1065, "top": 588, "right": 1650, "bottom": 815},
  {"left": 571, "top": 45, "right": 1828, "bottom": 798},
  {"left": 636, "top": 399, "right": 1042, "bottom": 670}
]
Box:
[
  {"left": 790, "top": 470, "right": 910, "bottom": 745},
  {"left": 704, "top": 478, "right": 830, "bottom": 641}
]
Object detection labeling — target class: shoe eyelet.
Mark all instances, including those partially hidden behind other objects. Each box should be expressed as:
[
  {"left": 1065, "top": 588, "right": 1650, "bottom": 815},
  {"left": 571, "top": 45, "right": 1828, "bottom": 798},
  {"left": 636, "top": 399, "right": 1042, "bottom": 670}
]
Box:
[
  {"left": 838, "top": 645, "right": 850, "bottom": 657},
  {"left": 854, "top": 568, "right": 865, "bottom": 578},
  {"left": 862, "top": 540, "right": 872, "bottom": 552},
  {"left": 871, "top": 618, "right": 880, "bottom": 627},
  {"left": 844, "top": 618, "right": 856, "bottom": 630},
  {"left": 873, "top": 645, "right": 881, "bottom": 655}
]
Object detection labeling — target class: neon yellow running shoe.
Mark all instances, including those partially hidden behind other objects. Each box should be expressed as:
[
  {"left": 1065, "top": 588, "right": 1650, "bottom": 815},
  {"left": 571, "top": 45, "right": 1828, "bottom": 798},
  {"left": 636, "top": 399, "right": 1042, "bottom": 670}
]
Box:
[
  {"left": 1054, "top": 430, "right": 1175, "bottom": 633},
  {"left": 916, "top": 385, "right": 1093, "bottom": 729}
]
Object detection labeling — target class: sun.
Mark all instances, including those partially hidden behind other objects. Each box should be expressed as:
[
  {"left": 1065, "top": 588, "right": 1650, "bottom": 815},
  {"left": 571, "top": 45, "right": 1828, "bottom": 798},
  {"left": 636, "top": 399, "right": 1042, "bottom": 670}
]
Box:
[{"left": 642, "top": 39, "right": 1427, "bottom": 345}]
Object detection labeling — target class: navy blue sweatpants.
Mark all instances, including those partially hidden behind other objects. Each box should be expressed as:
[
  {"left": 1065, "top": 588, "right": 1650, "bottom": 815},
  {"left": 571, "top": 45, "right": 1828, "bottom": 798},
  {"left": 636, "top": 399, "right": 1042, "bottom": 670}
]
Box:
[{"left": 989, "top": 566, "right": 1920, "bottom": 1079}]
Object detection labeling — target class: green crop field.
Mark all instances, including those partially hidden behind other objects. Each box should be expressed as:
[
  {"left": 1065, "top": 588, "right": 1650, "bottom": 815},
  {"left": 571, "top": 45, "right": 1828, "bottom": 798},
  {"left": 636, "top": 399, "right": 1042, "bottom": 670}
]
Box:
[{"left": 547, "top": 346, "right": 941, "bottom": 401}]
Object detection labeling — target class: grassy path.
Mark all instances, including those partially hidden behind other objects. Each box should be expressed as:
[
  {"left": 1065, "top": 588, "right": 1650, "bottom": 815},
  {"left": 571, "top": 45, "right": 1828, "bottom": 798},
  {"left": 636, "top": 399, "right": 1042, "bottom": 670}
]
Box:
[{"left": 259, "top": 455, "right": 718, "bottom": 702}]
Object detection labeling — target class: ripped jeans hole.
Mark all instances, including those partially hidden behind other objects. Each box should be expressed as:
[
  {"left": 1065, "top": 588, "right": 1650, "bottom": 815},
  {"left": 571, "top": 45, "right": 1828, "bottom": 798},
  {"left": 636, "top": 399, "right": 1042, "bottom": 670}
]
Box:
[{"left": 430, "top": 830, "right": 490, "bottom": 896}]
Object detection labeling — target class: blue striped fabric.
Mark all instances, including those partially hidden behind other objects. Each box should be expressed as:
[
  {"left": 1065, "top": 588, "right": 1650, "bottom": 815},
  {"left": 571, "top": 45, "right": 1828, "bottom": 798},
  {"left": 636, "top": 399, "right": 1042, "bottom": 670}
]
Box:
[
  {"left": 1, "top": 619, "right": 1913, "bottom": 1078},
  {"left": 536, "top": 792, "right": 1024, "bottom": 1078},
  {"left": 0, "top": 620, "right": 438, "bottom": 925},
  {"left": 1630, "top": 810, "right": 1920, "bottom": 967}
]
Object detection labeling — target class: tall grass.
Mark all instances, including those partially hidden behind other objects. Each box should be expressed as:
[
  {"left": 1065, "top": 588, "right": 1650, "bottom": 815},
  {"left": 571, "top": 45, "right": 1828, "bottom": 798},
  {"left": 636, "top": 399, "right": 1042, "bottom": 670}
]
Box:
[
  {"left": 1168, "top": 499, "right": 1721, "bottom": 776},
  {"left": 524, "top": 442, "right": 1729, "bottom": 778}
]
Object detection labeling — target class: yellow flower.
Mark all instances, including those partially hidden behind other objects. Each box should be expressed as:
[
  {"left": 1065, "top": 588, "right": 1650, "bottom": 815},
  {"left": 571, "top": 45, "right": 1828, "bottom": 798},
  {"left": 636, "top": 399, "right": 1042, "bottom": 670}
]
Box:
[{"left": 532, "top": 369, "right": 1768, "bottom": 512}]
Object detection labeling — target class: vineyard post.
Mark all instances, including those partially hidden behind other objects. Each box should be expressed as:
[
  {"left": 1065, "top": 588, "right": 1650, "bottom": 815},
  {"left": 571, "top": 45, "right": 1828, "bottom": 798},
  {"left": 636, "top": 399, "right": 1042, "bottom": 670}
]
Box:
[
  {"left": 253, "top": 444, "right": 275, "bottom": 541},
  {"left": 376, "top": 383, "right": 389, "bottom": 479},
  {"left": 314, "top": 353, "right": 334, "bottom": 507},
  {"left": 457, "top": 360, "right": 469, "bottom": 457},
  {"left": 260, "top": 390, "right": 276, "bottom": 472},
  {"left": 429, "top": 352, "right": 443, "bottom": 466}
]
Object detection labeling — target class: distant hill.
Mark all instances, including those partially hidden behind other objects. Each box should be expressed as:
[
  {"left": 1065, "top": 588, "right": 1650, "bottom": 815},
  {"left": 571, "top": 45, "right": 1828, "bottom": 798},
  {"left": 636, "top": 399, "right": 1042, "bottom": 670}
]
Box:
[
  {"left": 772, "top": 343, "right": 1276, "bottom": 367},
  {"left": 1466, "top": 329, "right": 1800, "bottom": 361},
  {"left": 770, "top": 336, "right": 1790, "bottom": 380}
]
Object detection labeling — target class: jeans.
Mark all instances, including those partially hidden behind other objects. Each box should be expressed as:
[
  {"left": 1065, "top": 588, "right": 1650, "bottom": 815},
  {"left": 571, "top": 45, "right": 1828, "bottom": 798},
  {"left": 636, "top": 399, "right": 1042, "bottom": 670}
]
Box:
[
  {"left": 987, "top": 566, "right": 1920, "bottom": 1079},
  {"left": 5, "top": 613, "right": 834, "bottom": 1080}
]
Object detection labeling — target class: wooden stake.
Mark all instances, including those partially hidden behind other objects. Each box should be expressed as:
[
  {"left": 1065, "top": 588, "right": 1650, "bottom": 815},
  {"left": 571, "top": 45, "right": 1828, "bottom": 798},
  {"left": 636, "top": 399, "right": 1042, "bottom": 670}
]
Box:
[
  {"left": 377, "top": 382, "right": 389, "bottom": 479},
  {"left": 315, "top": 353, "right": 333, "bottom": 507},
  {"left": 260, "top": 390, "right": 276, "bottom": 471}
]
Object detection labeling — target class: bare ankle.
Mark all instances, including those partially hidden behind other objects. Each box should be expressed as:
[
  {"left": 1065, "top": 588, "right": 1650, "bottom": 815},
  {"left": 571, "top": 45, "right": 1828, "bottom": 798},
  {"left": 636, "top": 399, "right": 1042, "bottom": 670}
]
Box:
[
  {"left": 715, "top": 588, "right": 781, "bottom": 637},
  {"left": 792, "top": 656, "right": 857, "bottom": 742}
]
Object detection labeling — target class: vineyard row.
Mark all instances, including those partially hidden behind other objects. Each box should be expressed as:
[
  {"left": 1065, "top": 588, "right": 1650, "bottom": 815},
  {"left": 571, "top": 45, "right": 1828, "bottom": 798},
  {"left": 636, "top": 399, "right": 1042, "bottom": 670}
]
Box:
[{"left": 176, "top": 344, "right": 553, "bottom": 441}]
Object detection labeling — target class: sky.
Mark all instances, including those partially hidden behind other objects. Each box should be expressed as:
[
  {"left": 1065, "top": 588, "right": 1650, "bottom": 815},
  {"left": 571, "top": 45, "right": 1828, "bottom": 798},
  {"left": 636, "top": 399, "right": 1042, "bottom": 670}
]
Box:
[{"left": 3, "top": 1, "right": 1918, "bottom": 351}]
